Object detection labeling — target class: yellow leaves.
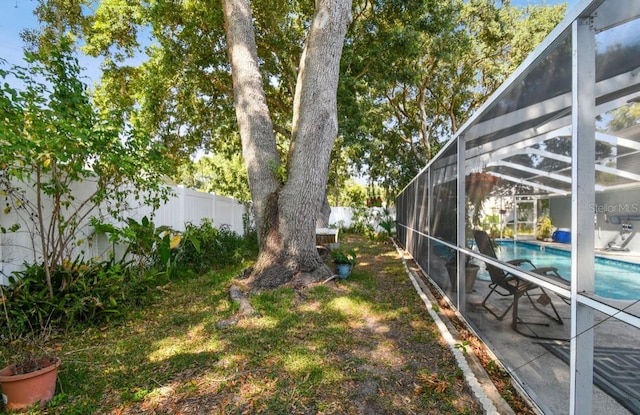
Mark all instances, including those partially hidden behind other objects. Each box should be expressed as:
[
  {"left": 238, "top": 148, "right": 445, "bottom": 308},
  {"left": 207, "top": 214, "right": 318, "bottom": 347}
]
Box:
[
  {"left": 170, "top": 234, "right": 182, "bottom": 250},
  {"left": 62, "top": 259, "right": 72, "bottom": 270},
  {"left": 61, "top": 259, "right": 90, "bottom": 273},
  {"left": 38, "top": 154, "right": 52, "bottom": 169},
  {"left": 159, "top": 231, "right": 182, "bottom": 250},
  {"left": 3, "top": 206, "right": 11, "bottom": 214}
]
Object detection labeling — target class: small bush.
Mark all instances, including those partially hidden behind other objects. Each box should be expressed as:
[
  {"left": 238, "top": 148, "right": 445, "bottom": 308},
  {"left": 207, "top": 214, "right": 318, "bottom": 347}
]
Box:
[
  {"left": 0, "top": 219, "right": 259, "bottom": 340},
  {"left": 173, "top": 219, "right": 252, "bottom": 274},
  {"left": 0, "top": 257, "right": 162, "bottom": 338},
  {"left": 2, "top": 260, "right": 116, "bottom": 335}
]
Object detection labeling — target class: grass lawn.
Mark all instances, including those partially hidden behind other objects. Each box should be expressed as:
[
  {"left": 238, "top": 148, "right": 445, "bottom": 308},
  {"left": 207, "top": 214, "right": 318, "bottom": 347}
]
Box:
[{"left": 1, "top": 235, "right": 482, "bottom": 414}]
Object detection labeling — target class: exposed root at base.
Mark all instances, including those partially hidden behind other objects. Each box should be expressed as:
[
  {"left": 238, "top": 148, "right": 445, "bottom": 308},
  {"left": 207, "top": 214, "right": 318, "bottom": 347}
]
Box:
[
  {"left": 217, "top": 264, "right": 334, "bottom": 328},
  {"left": 322, "top": 274, "right": 339, "bottom": 284},
  {"left": 215, "top": 285, "right": 258, "bottom": 329}
]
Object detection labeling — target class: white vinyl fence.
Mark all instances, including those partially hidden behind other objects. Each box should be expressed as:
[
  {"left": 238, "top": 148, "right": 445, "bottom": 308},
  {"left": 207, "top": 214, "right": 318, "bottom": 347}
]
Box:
[
  {"left": 129, "top": 185, "right": 246, "bottom": 234},
  {"left": 0, "top": 182, "right": 246, "bottom": 285},
  {"left": 329, "top": 206, "right": 396, "bottom": 233},
  {"left": 1, "top": 175, "right": 393, "bottom": 286}
]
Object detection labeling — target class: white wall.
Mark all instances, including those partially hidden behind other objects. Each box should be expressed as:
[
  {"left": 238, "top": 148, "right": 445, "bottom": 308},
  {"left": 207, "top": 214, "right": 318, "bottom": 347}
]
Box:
[
  {"left": 329, "top": 206, "right": 396, "bottom": 233},
  {"left": 551, "top": 190, "right": 640, "bottom": 251},
  {"left": 0, "top": 181, "right": 246, "bottom": 284}
]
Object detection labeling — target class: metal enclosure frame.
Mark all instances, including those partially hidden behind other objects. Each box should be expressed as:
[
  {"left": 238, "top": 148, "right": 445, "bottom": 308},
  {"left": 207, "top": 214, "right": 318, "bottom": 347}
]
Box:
[{"left": 395, "top": 1, "right": 640, "bottom": 413}]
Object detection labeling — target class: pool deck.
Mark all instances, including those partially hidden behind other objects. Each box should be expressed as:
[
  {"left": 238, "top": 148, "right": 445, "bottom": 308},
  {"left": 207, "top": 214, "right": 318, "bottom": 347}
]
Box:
[
  {"left": 411, "top": 243, "right": 640, "bottom": 415},
  {"left": 465, "top": 285, "right": 637, "bottom": 414},
  {"left": 512, "top": 237, "right": 640, "bottom": 265}
]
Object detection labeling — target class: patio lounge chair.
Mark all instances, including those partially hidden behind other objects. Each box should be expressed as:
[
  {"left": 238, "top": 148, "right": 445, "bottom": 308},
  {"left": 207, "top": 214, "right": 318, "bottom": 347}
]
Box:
[{"left": 473, "top": 230, "right": 569, "bottom": 335}]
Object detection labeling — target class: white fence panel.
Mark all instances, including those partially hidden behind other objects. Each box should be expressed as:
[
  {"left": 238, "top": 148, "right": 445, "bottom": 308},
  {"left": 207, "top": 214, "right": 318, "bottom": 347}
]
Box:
[
  {"left": 329, "top": 207, "right": 354, "bottom": 227},
  {"left": 1, "top": 181, "right": 246, "bottom": 284},
  {"left": 329, "top": 207, "right": 396, "bottom": 233},
  {"left": 214, "top": 194, "right": 245, "bottom": 232}
]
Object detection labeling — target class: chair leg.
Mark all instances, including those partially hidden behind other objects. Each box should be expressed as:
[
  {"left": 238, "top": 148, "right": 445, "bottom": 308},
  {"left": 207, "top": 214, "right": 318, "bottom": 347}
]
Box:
[
  {"left": 481, "top": 285, "right": 513, "bottom": 321},
  {"left": 523, "top": 288, "right": 563, "bottom": 325},
  {"left": 511, "top": 291, "right": 549, "bottom": 337},
  {"left": 512, "top": 291, "right": 567, "bottom": 340}
]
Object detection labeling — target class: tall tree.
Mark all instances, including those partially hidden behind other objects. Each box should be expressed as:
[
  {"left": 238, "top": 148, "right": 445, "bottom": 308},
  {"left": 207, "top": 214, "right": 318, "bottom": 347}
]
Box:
[
  {"left": 338, "top": 0, "right": 567, "bottom": 192},
  {"left": 24, "top": 0, "right": 564, "bottom": 288},
  {"left": 222, "top": 0, "right": 352, "bottom": 287},
  {"left": 28, "top": 0, "right": 352, "bottom": 288}
]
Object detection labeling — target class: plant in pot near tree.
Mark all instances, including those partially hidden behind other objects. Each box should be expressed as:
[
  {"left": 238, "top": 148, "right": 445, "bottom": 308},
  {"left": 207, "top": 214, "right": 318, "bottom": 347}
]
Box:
[
  {"left": 331, "top": 249, "right": 357, "bottom": 279},
  {"left": 0, "top": 354, "right": 61, "bottom": 412},
  {"left": 0, "top": 285, "right": 61, "bottom": 412}
]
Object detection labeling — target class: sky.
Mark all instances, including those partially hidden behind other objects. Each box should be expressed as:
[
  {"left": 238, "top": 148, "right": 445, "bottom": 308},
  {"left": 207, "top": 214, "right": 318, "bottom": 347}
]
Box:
[
  {"left": 1, "top": 0, "right": 581, "bottom": 85},
  {"left": 0, "top": 0, "right": 103, "bottom": 84}
]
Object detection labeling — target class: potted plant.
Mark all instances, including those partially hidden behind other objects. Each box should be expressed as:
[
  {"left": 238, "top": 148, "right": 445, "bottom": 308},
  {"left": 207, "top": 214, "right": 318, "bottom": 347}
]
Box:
[
  {"left": 331, "top": 249, "right": 357, "bottom": 279},
  {"left": 536, "top": 216, "right": 554, "bottom": 241},
  {"left": 0, "top": 356, "right": 61, "bottom": 411},
  {"left": 0, "top": 289, "right": 61, "bottom": 411},
  {"left": 445, "top": 250, "right": 479, "bottom": 292}
]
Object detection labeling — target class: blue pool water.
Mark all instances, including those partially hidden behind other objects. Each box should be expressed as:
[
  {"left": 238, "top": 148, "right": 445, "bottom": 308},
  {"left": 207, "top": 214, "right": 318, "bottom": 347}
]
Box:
[{"left": 478, "top": 241, "right": 640, "bottom": 300}]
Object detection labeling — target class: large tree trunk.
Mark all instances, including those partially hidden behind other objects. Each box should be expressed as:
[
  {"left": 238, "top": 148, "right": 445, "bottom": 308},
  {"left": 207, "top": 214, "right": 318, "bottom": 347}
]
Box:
[
  {"left": 317, "top": 196, "right": 332, "bottom": 228},
  {"left": 222, "top": 0, "right": 352, "bottom": 290},
  {"left": 222, "top": 0, "right": 281, "bottom": 249}
]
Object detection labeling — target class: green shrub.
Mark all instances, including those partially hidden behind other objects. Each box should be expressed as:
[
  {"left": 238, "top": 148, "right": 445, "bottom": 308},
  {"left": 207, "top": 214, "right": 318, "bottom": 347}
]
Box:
[
  {"left": 2, "top": 259, "right": 116, "bottom": 337},
  {"left": 0, "top": 218, "right": 259, "bottom": 340},
  {"left": 172, "top": 219, "right": 254, "bottom": 274},
  {"left": 0, "top": 254, "right": 172, "bottom": 339}
]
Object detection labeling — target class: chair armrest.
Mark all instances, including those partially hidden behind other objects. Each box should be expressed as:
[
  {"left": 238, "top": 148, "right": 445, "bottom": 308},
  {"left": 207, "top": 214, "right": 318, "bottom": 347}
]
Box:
[
  {"left": 531, "top": 266, "right": 558, "bottom": 274},
  {"left": 507, "top": 258, "right": 535, "bottom": 267},
  {"left": 532, "top": 268, "right": 570, "bottom": 287}
]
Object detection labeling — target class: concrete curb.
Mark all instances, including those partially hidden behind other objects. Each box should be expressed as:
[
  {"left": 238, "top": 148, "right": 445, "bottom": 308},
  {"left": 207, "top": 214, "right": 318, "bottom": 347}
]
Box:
[{"left": 392, "top": 238, "right": 514, "bottom": 415}]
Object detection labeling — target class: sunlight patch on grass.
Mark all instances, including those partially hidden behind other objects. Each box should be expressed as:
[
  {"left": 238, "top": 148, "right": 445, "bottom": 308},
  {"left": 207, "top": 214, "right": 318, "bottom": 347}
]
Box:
[
  {"left": 328, "top": 296, "right": 367, "bottom": 317},
  {"left": 297, "top": 300, "right": 322, "bottom": 313},
  {"left": 148, "top": 338, "right": 185, "bottom": 361},
  {"left": 370, "top": 340, "right": 404, "bottom": 368},
  {"left": 145, "top": 385, "right": 175, "bottom": 402},
  {"left": 282, "top": 351, "right": 322, "bottom": 375},
  {"left": 207, "top": 353, "right": 248, "bottom": 374},
  {"left": 327, "top": 297, "right": 399, "bottom": 336},
  {"left": 238, "top": 315, "right": 280, "bottom": 329},
  {"left": 239, "top": 375, "right": 277, "bottom": 401},
  {"left": 148, "top": 324, "right": 221, "bottom": 361}
]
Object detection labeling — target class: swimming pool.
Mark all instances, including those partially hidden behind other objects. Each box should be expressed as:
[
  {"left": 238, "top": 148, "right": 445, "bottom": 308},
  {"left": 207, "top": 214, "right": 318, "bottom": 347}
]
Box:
[{"left": 476, "top": 240, "right": 640, "bottom": 300}]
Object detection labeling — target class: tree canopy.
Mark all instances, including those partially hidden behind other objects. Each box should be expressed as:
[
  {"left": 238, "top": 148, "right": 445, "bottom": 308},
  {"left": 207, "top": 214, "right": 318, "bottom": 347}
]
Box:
[
  {"left": 23, "top": 0, "right": 565, "bottom": 201},
  {"left": 338, "top": 0, "right": 566, "bottom": 194},
  {"left": 13, "top": 0, "right": 568, "bottom": 289}
]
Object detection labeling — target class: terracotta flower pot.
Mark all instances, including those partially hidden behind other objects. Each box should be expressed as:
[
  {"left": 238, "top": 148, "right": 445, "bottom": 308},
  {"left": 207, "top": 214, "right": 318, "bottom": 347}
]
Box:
[{"left": 0, "top": 357, "right": 60, "bottom": 411}]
